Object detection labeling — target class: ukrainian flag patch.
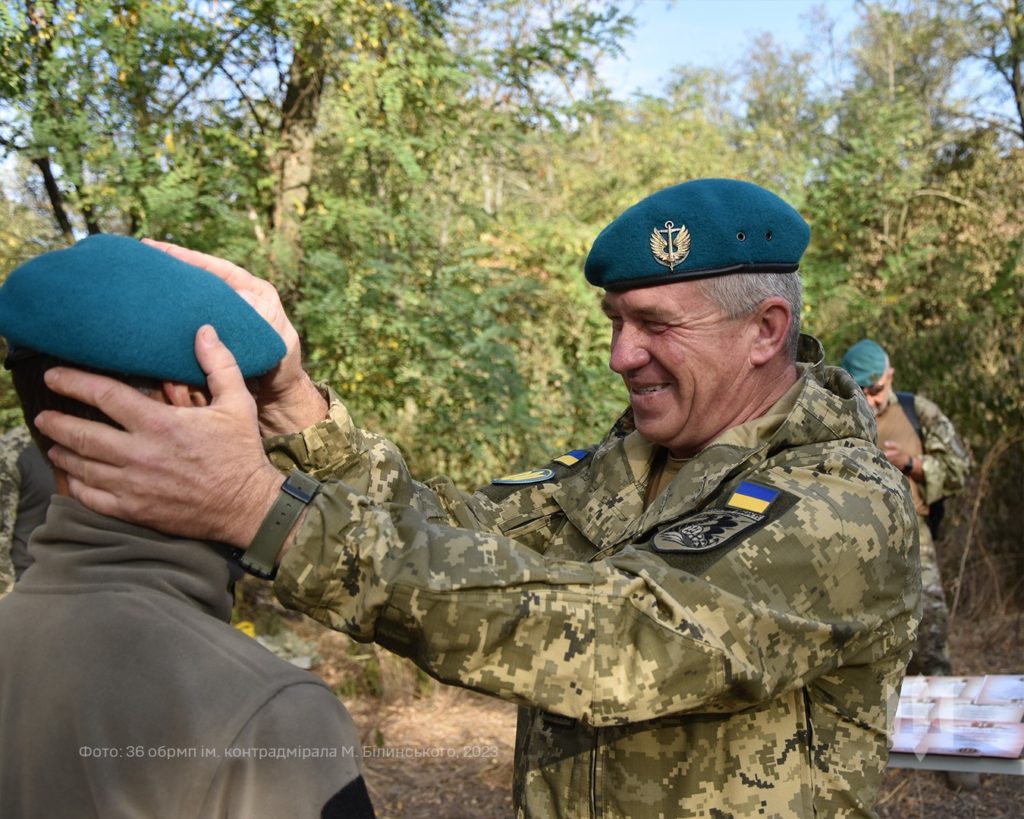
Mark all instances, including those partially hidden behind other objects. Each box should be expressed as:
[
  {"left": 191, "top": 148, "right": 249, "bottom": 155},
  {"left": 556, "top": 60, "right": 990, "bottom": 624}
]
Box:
[
  {"left": 553, "top": 449, "right": 589, "bottom": 467},
  {"left": 726, "top": 481, "right": 780, "bottom": 514}
]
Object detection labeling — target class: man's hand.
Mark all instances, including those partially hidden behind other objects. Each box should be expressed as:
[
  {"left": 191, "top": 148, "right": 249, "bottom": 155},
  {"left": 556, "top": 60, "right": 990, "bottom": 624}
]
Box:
[
  {"left": 141, "top": 239, "right": 327, "bottom": 434},
  {"left": 882, "top": 439, "right": 918, "bottom": 480},
  {"left": 35, "top": 326, "right": 283, "bottom": 548}
]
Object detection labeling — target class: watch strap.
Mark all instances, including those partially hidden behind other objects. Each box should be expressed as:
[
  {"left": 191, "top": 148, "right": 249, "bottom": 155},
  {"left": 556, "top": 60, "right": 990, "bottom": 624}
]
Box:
[{"left": 238, "top": 470, "right": 322, "bottom": 580}]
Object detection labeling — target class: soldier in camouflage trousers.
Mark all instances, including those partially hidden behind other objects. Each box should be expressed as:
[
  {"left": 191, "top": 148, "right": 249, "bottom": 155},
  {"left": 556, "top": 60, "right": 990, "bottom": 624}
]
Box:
[
  {"left": 0, "top": 426, "right": 22, "bottom": 596},
  {"left": 36, "top": 181, "right": 921, "bottom": 818},
  {"left": 841, "top": 339, "right": 970, "bottom": 678}
]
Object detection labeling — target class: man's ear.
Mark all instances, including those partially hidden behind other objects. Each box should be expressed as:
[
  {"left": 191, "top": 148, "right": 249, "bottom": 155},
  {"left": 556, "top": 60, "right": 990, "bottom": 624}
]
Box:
[
  {"left": 161, "top": 381, "right": 210, "bottom": 408},
  {"left": 748, "top": 297, "right": 791, "bottom": 367}
]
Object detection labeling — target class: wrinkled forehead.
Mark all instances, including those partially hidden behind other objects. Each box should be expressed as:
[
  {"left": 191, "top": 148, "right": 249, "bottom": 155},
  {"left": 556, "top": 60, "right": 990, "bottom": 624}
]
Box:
[{"left": 599, "top": 279, "right": 717, "bottom": 319}]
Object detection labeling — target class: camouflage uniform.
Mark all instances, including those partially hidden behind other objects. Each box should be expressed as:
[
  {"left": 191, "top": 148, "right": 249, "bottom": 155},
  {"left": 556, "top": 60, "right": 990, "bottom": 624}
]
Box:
[
  {"left": 0, "top": 426, "right": 33, "bottom": 596},
  {"left": 0, "top": 425, "right": 55, "bottom": 598},
  {"left": 268, "top": 336, "right": 921, "bottom": 818},
  {"left": 876, "top": 392, "right": 969, "bottom": 677}
]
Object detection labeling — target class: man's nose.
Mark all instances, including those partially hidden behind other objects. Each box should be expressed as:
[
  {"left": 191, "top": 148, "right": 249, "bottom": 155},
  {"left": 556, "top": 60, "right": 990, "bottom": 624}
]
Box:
[{"left": 609, "top": 325, "right": 650, "bottom": 374}]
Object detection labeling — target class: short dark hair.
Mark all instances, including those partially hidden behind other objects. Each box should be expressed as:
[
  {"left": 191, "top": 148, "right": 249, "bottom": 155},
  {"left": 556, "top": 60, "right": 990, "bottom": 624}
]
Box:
[{"left": 7, "top": 350, "right": 161, "bottom": 458}]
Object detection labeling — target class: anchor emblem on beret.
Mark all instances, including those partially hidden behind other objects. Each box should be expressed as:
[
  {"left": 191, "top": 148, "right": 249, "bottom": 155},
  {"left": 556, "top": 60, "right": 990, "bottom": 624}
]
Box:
[{"left": 649, "top": 220, "right": 691, "bottom": 271}]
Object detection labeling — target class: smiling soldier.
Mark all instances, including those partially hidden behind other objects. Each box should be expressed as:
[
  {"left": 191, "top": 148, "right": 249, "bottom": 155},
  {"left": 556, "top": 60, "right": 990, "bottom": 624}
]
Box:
[{"left": 37, "top": 179, "right": 921, "bottom": 818}]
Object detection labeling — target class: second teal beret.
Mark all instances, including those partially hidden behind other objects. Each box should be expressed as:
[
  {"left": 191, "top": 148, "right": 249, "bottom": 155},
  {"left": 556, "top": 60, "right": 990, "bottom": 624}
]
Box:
[
  {"left": 585, "top": 178, "right": 810, "bottom": 290},
  {"left": 840, "top": 339, "right": 889, "bottom": 387}
]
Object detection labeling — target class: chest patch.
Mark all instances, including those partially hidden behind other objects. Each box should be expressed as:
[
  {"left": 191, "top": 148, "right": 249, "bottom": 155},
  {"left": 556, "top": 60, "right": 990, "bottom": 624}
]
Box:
[
  {"left": 491, "top": 448, "right": 590, "bottom": 486},
  {"left": 492, "top": 468, "right": 556, "bottom": 485}
]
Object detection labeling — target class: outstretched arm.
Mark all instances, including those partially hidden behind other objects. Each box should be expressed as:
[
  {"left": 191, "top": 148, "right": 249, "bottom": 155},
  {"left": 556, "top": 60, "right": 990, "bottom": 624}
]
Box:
[{"left": 35, "top": 326, "right": 282, "bottom": 547}]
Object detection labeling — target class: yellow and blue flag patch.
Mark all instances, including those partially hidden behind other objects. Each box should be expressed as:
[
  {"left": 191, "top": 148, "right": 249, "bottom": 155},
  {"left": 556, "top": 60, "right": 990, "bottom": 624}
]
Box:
[
  {"left": 726, "top": 481, "right": 780, "bottom": 514},
  {"left": 553, "top": 449, "right": 589, "bottom": 467}
]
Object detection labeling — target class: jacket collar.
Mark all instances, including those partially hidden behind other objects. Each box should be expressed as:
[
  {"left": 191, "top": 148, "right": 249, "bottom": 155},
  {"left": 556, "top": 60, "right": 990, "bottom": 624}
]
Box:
[
  {"left": 17, "top": 496, "right": 238, "bottom": 622},
  {"left": 555, "top": 335, "right": 876, "bottom": 548}
]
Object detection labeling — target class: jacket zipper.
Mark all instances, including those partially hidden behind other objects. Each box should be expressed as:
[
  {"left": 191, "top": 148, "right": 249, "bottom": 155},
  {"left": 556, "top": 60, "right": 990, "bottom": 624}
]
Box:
[{"left": 589, "top": 729, "right": 599, "bottom": 817}]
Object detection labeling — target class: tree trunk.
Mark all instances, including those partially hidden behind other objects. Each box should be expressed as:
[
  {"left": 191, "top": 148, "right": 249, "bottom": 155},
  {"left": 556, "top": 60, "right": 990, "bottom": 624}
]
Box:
[
  {"left": 269, "top": 25, "right": 326, "bottom": 307},
  {"left": 31, "top": 156, "right": 74, "bottom": 244}
]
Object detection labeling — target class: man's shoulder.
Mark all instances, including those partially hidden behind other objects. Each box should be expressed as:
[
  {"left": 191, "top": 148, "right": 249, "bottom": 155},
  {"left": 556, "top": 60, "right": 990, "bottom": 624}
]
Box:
[
  {"left": 790, "top": 366, "right": 878, "bottom": 449},
  {"left": 751, "top": 433, "right": 916, "bottom": 551},
  {"left": 82, "top": 588, "right": 336, "bottom": 703},
  {"left": 911, "top": 393, "right": 953, "bottom": 425},
  {"left": 178, "top": 605, "right": 334, "bottom": 691}
]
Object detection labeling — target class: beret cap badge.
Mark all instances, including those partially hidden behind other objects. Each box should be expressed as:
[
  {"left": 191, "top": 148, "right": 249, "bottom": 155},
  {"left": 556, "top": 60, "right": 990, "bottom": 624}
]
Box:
[
  {"left": 585, "top": 178, "right": 810, "bottom": 291},
  {"left": 649, "top": 220, "right": 691, "bottom": 272}
]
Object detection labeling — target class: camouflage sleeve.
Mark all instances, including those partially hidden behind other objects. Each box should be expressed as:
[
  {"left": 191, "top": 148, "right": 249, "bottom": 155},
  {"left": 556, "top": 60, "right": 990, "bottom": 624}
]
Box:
[
  {"left": 262, "top": 384, "right": 507, "bottom": 532},
  {"left": 914, "top": 395, "right": 971, "bottom": 504},
  {"left": 0, "top": 427, "right": 32, "bottom": 595},
  {"left": 274, "top": 453, "right": 920, "bottom": 726}
]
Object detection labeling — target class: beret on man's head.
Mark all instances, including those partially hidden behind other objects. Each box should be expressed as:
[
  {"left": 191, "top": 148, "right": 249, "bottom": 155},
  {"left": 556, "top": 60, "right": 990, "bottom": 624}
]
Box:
[
  {"left": 0, "top": 234, "right": 286, "bottom": 385},
  {"left": 840, "top": 339, "right": 889, "bottom": 387},
  {"left": 584, "top": 178, "right": 810, "bottom": 290}
]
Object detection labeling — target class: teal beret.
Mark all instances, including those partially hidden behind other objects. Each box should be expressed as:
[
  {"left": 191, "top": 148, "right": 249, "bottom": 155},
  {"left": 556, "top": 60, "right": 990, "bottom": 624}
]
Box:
[
  {"left": 584, "top": 178, "right": 810, "bottom": 290},
  {"left": 0, "top": 234, "right": 286, "bottom": 385},
  {"left": 840, "top": 339, "right": 889, "bottom": 387}
]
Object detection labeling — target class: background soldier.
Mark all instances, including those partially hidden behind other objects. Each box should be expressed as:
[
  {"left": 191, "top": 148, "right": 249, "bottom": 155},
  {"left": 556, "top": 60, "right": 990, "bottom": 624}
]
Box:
[
  {"left": 36, "top": 180, "right": 921, "bottom": 818},
  {"left": 841, "top": 338, "right": 970, "bottom": 678},
  {"left": 0, "top": 425, "right": 55, "bottom": 597}
]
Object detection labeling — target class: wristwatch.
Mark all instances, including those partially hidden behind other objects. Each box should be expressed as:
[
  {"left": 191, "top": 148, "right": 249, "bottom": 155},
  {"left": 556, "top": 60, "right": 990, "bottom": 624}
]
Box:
[
  {"left": 237, "top": 470, "right": 322, "bottom": 580},
  {"left": 901, "top": 456, "right": 915, "bottom": 475}
]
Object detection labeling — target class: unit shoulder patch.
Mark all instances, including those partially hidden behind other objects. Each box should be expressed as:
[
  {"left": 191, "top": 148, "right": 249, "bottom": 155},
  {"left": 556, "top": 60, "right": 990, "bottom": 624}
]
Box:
[
  {"left": 650, "top": 480, "right": 797, "bottom": 555},
  {"left": 652, "top": 507, "right": 767, "bottom": 553}
]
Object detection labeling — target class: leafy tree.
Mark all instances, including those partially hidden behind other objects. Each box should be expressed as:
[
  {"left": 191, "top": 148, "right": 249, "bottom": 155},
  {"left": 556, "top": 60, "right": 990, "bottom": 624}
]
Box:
[
  {"left": 953, "top": 0, "right": 1024, "bottom": 142},
  {"left": 0, "top": 0, "right": 1019, "bottom": 597}
]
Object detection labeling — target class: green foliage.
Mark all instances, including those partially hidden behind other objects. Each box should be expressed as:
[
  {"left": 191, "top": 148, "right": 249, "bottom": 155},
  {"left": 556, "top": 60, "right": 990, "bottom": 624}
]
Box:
[{"left": 0, "top": 1, "right": 1020, "bottom": 588}]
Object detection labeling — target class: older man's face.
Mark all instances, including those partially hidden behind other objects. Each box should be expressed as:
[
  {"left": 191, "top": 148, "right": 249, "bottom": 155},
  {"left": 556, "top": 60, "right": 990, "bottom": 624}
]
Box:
[
  {"left": 863, "top": 367, "right": 895, "bottom": 416},
  {"left": 601, "top": 281, "right": 757, "bottom": 459}
]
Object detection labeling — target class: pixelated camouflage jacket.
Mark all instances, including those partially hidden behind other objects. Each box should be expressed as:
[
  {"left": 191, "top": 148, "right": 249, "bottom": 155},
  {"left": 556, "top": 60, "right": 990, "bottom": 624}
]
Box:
[
  {"left": 0, "top": 426, "right": 32, "bottom": 596},
  {"left": 268, "top": 335, "right": 921, "bottom": 819}
]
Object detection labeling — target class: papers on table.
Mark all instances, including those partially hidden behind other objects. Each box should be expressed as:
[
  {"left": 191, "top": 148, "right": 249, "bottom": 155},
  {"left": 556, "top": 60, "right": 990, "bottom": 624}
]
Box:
[{"left": 892, "top": 675, "right": 1024, "bottom": 759}]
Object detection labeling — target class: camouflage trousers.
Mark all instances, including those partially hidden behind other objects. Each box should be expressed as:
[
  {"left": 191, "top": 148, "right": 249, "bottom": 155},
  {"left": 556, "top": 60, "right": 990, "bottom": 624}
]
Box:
[
  {"left": 906, "top": 527, "right": 952, "bottom": 676},
  {"left": 0, "top": 552, "right": 12, "bottom": 597},
  {"left": 0, "top": 426, "right": 30, "bottom": 597}
]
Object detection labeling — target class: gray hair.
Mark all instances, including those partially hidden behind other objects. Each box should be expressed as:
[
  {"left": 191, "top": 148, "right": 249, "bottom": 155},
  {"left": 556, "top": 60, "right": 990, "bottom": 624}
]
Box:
[{"left": 696, "top": 271, "right": 803, "bottom": 359}]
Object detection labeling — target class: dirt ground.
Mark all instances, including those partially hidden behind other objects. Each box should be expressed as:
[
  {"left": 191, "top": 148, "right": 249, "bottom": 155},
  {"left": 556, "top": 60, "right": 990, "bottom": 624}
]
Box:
[{"left": 241, "top": 580, "right": 1022, "bottom": 818}]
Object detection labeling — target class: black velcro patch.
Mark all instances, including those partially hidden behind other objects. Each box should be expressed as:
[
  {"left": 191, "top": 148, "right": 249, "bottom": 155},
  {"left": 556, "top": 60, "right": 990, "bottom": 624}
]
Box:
[
  {"left": 652, "top": 507, "right": 767, "bottom": 554},
  {"left": 646, "top": 488, "right": 798, "bottom": 575}
]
